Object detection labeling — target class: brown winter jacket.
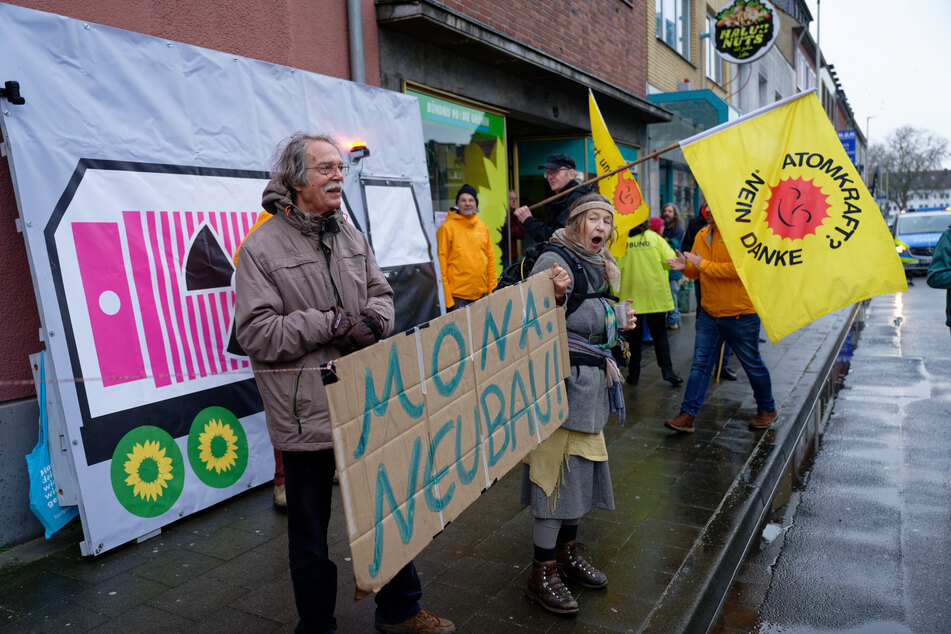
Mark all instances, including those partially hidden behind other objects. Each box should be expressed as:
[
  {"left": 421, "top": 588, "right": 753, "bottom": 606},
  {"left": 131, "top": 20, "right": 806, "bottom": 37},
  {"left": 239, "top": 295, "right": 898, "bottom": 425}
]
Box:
[{"left": 234, "top": 179, "right": 394, "bottom": 452}]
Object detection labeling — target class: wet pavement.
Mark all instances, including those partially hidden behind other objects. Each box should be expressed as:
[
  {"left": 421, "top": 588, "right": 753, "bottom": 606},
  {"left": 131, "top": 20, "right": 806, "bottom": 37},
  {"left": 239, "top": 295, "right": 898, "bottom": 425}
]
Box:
[
  {"left": 0, "top": 297, "right": 858, "bottom": 633},
  {"left": 716, "top": 280, "right": 951, "bottom": 633}
]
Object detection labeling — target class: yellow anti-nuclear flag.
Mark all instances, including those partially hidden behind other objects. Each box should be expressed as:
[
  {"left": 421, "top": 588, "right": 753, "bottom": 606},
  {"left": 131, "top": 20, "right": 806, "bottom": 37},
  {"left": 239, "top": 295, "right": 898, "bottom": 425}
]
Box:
[
  {"left": 680, "top": 90, "right": 906, "bottom": 342},
  {"left": 589, "top": 90, "right": 649, "bottom": 257}
]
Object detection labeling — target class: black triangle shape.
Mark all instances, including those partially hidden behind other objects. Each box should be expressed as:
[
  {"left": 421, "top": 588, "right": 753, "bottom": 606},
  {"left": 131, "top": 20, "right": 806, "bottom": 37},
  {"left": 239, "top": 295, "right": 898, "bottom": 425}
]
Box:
[{"left": 185, "top": 225, "right": 234, "bottom": 291}]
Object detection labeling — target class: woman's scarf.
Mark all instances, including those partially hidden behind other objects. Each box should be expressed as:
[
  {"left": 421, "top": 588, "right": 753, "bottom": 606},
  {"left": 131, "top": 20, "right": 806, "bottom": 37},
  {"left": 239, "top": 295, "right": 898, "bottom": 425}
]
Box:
[
  {"left": 550, "top": 228, "right": 622, "bottom": 349},
  {"left": 549, "top": 228, "right": 620, "bottom": 289},
  {"left": 566, "top": 333, "right": 625, "bottom": 426}
]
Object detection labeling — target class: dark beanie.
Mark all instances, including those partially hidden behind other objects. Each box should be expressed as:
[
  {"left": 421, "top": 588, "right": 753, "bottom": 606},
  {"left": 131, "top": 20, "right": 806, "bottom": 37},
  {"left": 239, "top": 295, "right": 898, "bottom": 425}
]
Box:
[{"left": 455, "top": 184, "right": 479, "bottom": 206}]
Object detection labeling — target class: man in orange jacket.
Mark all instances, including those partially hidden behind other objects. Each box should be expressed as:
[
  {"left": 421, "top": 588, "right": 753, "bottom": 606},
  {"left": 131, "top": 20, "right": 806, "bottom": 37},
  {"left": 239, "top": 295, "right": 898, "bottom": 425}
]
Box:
[
  {"left": 437, "top": 184, "right": 497, "bottom": 310},
  {"left": 663, "top": 204, "right": 776, "bottom": 433}
]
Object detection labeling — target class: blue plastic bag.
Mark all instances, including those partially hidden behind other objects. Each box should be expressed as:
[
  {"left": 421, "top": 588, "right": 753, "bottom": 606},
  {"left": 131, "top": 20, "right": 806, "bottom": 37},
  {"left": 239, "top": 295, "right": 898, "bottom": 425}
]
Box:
[{"left": 25, "top": 352, "right": 78, "bottom": 538}]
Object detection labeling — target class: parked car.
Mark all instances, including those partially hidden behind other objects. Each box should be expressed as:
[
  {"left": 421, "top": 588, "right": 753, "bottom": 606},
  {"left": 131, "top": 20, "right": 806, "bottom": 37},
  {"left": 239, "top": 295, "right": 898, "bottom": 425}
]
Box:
[{"left": 892, "top": 209, "right": 951, "bottom": 275}]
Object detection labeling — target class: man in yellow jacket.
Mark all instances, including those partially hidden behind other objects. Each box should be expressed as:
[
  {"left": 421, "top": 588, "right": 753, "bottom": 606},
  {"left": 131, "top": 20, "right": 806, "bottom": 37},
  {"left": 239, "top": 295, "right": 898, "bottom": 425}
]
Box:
[
  {"left": 663, "top": 205, "right": 776, "bottom": 433},
  {"left": 437, "top": 184, "right": 497, "bottom": 310}
]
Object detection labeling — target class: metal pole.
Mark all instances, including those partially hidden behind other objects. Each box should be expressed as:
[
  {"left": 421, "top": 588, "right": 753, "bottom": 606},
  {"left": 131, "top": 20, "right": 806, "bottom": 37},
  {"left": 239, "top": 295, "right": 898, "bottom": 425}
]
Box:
[
  {"left": 865, "top": 115, "right": 875, "bottom": 186},
  {"left": 815, "top": 0, "right": 822, "bottom": 114},
  {"left": 347, "top": 0, "right": 365, "bottom": 84}
]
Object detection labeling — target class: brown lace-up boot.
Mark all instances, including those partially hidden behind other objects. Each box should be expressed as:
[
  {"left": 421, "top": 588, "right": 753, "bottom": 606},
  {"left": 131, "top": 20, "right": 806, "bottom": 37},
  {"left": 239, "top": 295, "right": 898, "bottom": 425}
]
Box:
[
  {"left": 664, "top": 411, "right": 695, "bottom": 433},
  {"left": 554, "top": 541, "right": 608, "bottom": 589},
  {"left": 526, "top": 559, "right": 579, "bottom": 614},
  {"left": 749, "top": 410, "right": 777, "bottom": 430}
]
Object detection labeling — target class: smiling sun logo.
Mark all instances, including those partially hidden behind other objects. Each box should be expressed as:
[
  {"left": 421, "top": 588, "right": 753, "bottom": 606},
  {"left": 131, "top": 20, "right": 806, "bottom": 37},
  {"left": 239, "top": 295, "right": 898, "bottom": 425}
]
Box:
[
  {"left": 612, "top": 169, "right": 643, "bottom": 215},
  {"left": 763, "top": 176, "right": 830, "bottom": 241}
]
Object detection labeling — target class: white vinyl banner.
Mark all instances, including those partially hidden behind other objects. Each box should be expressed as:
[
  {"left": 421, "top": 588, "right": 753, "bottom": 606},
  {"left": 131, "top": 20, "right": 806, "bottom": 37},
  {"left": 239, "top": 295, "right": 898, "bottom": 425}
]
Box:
[{"left": 0, "top": 3, "right": 439, "bottom": 555}]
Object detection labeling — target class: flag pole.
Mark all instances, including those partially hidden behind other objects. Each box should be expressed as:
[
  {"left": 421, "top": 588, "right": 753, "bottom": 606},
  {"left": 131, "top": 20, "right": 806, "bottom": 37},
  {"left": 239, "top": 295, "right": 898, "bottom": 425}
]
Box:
[{"left": 528, "top": 141, "right": 681, "bottom": 211}]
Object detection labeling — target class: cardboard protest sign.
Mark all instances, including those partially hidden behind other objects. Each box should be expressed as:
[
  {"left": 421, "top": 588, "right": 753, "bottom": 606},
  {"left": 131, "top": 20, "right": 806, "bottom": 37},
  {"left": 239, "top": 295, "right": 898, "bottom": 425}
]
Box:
[{"left": 326, "top": 273, "right": 570, "bottom": 592}]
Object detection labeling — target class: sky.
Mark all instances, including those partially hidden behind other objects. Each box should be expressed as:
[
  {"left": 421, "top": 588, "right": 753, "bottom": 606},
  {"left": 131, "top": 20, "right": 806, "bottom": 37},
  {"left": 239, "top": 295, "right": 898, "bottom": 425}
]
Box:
[{"left": 802, "top": 0, "right": 951, "bottom": 167}]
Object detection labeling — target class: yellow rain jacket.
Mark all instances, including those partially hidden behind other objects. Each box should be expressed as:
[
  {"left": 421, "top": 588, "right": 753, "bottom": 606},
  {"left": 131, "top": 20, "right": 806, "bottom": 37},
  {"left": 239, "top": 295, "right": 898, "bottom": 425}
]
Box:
[{"left": 436, "top": 211, "right": 496, "bottom": 308}]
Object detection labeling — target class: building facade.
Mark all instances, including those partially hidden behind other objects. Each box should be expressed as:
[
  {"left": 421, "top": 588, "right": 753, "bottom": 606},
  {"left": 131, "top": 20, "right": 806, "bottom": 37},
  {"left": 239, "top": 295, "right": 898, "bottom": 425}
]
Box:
[
  {"left": 0, "top": 0, "right": 871, "bottom": 547},
  {"left": 0, "top": 0, "right": 667, "bottom": 546},
  {"left": 645, "top": 0, "right": 816, "bottom": 219},
  {"left": 375, "top": 0, "right": 669, "bottom": 243},
  {"left": 646, "top": 0, "right": 741, "bottom": 217},
  {"left": 901, "top": 170, "right": 951, "bottom": 212}
]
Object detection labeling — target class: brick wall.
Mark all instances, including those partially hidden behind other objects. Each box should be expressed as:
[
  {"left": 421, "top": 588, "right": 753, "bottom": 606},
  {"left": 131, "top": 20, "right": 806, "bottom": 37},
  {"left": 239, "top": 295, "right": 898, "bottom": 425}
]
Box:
[
  {"left": 0, "top": 131, "right": 41, "bottom": 401},
  {"left": 438, "top": 0, "right": 648, "bottom": 97},
  {"left": 2, "top": 0, "right": 381, "bottom": 85},
  {"left": 0, "top": 0, "right": 380, "bottom": 401}
]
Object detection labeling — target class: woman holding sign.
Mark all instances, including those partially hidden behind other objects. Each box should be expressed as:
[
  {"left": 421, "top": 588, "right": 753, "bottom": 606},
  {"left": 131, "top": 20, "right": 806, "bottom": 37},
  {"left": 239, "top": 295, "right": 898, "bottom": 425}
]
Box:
[{"left": 522, "top": 193, "right": 636, "bottom": 615}]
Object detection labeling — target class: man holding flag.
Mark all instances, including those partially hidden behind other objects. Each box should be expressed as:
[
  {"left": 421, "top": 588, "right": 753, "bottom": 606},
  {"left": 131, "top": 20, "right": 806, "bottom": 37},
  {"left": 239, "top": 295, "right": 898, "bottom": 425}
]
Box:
[
  {"left": 514, "top": 153, "right": 592, "bottom": 243},
  {"left": 664, "top": 204, "right": 776, "bottom": 433},
  {"left": 513, "top": 91, "right": 650, "bottom": 255}
]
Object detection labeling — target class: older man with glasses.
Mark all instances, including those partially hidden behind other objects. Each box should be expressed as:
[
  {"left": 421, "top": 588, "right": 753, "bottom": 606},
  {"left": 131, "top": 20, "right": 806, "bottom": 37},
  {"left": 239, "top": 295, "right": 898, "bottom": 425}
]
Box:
[
  {"left": 514, "top": 153, "right": 593, "bottom": 244},
  {"left": 235, "top": 132, "right": 455, "bottom": 634}
]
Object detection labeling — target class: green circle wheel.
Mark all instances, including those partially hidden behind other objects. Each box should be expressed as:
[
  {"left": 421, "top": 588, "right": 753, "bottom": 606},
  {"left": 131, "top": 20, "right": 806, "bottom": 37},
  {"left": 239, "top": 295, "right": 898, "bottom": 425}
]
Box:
[
  {"left": 186, "top": 406, "right": 248, "bottom": 488},
  {"left": 110, "top": 426, "right": 185, "bottom": 518}
]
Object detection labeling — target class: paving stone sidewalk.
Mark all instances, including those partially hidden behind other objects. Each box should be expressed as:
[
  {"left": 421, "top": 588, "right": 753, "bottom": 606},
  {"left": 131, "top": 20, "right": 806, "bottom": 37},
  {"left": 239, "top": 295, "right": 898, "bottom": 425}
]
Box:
[{"left": 0, "top": 305, "right": 854, "bottom": 633}]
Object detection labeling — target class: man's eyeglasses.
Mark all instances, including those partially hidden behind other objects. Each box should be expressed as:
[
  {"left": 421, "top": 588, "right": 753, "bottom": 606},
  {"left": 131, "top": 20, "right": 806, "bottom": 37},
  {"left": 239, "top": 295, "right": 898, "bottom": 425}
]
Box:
[
  {"left": 544, "top": 167, "right": 568, "bottom": 176},
  {"left": 308, "top": 162, "right": 350, "bottom": 176}
]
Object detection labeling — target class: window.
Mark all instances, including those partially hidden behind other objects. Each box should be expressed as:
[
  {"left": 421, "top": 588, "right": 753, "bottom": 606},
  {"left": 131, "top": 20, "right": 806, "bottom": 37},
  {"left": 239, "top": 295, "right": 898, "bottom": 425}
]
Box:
[
  {"left": 796, "top": 48, "right": 816, "bottom": 92},
  {"left": 704, "top": 14, "right": 722, "bottom": 83},
  {"left": 758, "top": 74, "right": 768, "bottom": 108},
  {"left": 406, "top": 88, "right": 507, "bottom": 228},
  {"left": 657, "top": 0, "right": 690, "bottom": 58},
  {"left": 672, "top": 165, "right": 696, "bottom": 214}
]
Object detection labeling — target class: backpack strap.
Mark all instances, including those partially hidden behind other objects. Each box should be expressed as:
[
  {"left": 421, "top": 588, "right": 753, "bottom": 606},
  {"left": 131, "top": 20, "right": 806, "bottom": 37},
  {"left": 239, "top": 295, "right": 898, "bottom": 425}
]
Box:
[
  {"left": 542, "top": 244, "right": 586, "bottom": 317},
  {"left": 542, "top": 244, "right": 618, "bottom": 317}
]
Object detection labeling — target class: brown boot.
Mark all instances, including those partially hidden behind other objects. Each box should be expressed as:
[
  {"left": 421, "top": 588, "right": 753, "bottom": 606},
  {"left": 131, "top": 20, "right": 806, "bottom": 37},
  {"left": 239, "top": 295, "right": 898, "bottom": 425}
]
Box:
[
  {"left": 554, "top": 541, "right": 607, "bottom": 589},
  {"left": 273, "top": 483, "right": 287, "bottom": 511},
  {"left": 375, "top": 608, "right": 455, "bottom": 633},
  {"left": 664, "top": 411, "right": 695, "bottom": 433},
  {"left": 526, "top": 559, "right": 578, "bottom": 614},
  {"left": 749, "top": 410, "right": 777, "bottom": 430}
]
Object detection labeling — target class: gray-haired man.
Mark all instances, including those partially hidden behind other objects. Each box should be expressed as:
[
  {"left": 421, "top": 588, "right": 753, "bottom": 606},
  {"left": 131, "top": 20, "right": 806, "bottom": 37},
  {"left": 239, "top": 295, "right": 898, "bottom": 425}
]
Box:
[{"left": 235, "top": 132, "right": 454, "bottom": 634}]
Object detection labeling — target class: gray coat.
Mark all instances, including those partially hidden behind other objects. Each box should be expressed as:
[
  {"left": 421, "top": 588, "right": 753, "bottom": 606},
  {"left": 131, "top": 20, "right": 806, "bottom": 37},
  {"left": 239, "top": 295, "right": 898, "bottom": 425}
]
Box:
[
  {"left": 532, "top": 250, "right": 610, "bottom": 435},
  {"left": 523, "top": 248, "right": 615, "bottom": 519}
]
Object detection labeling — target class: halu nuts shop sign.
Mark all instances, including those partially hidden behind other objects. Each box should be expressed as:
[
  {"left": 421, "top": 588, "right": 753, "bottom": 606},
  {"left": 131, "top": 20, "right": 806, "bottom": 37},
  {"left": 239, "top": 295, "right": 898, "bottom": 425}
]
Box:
[{"left": 714, "top": 0, "right": 779, "bottom": 64}]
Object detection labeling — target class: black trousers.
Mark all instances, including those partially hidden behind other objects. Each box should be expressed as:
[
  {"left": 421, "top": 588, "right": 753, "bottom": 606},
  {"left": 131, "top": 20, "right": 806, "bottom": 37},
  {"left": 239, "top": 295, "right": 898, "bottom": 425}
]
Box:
[
  {"left": 283, "top": 449, "right": 422, "bottom": 633},
  {"left": 625, "top": 312, "right": 673, "bottom": 382}
]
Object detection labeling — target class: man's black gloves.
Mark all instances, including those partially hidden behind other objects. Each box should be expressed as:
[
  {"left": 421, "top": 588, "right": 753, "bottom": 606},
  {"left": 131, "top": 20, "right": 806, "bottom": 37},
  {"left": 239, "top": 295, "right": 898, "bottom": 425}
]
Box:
[
  {"left": 333, "top": 308, "right": 385, "bottom": 355},
  {"left": 330, "top": 306, "right": 357, "bottom": 338}
]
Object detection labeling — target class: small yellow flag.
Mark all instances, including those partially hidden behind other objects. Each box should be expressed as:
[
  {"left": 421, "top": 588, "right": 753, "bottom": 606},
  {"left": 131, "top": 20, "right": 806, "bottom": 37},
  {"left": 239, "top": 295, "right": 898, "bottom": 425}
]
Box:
[
  {"left": 680, "top": 91, "right": 907, "bottom": 342},
  {"left": 589, "top": 91, "right": 650, "bottom": 257}
]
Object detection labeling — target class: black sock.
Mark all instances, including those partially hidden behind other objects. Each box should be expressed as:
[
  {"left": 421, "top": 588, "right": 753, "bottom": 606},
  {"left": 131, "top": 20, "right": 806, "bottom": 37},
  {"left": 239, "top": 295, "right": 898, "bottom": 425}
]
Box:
[
  {"left": 556, "top": 523, "right": 578, "bottom": 545},
  {"left": 534, "top": 545, "right": 555, "bottom": 563}
]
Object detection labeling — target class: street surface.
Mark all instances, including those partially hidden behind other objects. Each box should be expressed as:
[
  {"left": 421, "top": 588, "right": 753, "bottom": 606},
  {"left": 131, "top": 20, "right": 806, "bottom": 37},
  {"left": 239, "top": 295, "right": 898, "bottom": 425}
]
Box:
[
  {"left": 716, "top": 279, "right": 951, "bottom": 633},
  {"left": 0, "top": 283, "right": 861, "bottom": 633}
]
